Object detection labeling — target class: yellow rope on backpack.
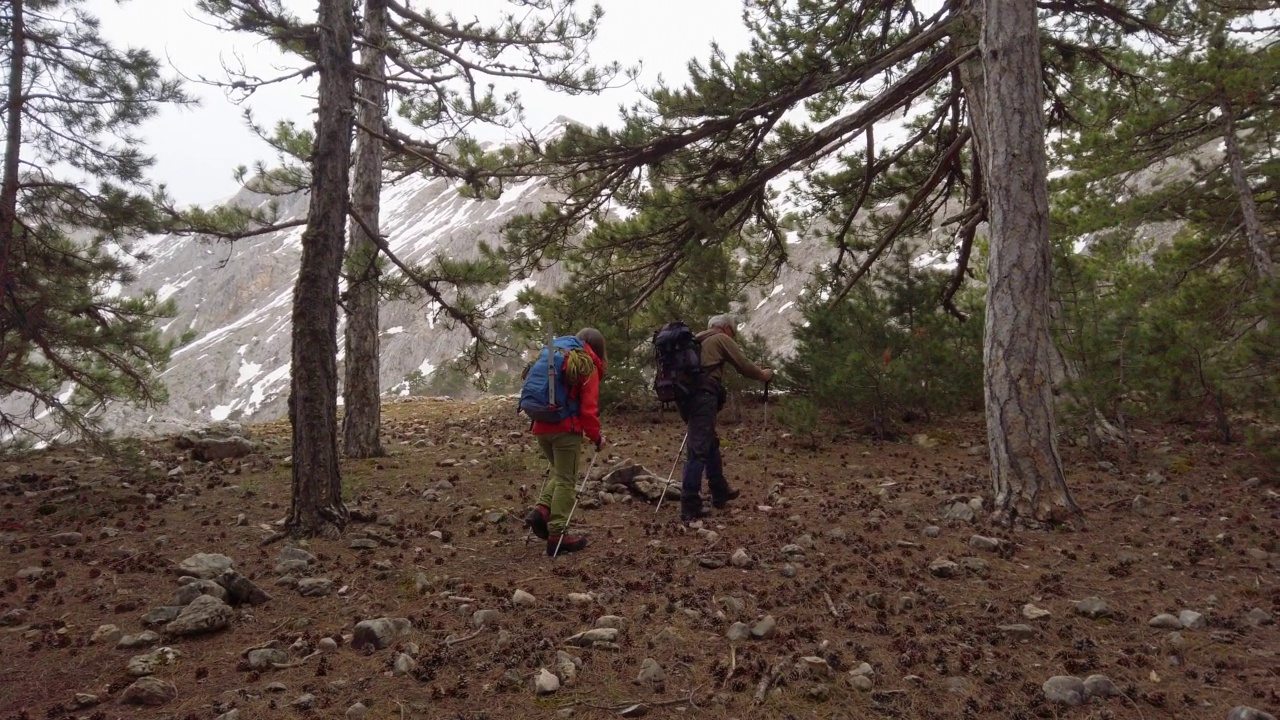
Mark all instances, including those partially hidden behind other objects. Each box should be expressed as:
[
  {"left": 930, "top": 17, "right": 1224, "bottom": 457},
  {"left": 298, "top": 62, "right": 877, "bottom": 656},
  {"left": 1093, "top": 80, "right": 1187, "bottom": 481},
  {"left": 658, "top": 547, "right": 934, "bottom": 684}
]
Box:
[{"left": 563, "top": 349, "right": 595, "bottom": 385}]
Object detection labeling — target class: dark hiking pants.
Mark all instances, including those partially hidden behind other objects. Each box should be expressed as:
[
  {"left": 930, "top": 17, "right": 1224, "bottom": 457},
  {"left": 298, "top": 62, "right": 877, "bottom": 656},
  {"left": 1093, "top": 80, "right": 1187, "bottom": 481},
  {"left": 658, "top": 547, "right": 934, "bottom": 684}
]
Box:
[{"left": 677, "top": 387, "right": 730, "bottom": 514}]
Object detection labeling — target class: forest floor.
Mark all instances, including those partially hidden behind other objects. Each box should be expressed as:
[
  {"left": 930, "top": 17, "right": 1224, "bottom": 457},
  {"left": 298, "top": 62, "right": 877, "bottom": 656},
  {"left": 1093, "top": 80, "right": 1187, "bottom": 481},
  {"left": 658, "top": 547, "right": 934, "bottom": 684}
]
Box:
[{"left": 0, "top": 396, "right": 1277, "bottom": 720}]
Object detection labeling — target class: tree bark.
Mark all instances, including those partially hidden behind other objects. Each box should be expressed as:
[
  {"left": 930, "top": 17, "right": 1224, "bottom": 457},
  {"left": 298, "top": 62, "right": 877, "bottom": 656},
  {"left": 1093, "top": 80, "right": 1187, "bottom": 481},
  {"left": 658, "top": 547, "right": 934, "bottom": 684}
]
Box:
[
  {"left": 286, "top": 0, "right": 355, "bottom": 537},
  {"left": 1220, "top": 99, "right": 1275, "bottom": 283},
  {"left": 974, "top": 0, "right": 1082, "bottom": 527},
  {"left": 0, "top": 0, "right": 25, "bottom": 294},
  {"left": 342, "top": 0, "right": 388, "bottom": 459}
]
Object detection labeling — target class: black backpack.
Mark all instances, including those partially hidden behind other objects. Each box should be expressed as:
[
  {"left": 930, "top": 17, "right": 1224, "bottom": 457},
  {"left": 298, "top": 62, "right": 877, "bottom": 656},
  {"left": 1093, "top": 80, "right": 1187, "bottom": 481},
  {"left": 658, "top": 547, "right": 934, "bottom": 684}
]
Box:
[{"left": 652, "top": 321, "right": 703, "bottom": 403}]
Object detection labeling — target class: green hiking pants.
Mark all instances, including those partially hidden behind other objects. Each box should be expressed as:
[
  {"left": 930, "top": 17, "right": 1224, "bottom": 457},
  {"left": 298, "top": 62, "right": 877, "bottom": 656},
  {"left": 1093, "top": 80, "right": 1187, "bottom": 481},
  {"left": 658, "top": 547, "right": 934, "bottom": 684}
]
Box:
[{"left": 537, "top": 432, "right": 584, "bottom": 534}]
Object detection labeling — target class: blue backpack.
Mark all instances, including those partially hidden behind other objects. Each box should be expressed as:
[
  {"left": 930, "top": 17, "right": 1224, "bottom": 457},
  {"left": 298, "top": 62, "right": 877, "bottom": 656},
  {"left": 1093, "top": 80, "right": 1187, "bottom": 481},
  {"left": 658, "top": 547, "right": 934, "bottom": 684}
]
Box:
[{"left": 517, "top": 336, "right": 585, "bottom": 423}]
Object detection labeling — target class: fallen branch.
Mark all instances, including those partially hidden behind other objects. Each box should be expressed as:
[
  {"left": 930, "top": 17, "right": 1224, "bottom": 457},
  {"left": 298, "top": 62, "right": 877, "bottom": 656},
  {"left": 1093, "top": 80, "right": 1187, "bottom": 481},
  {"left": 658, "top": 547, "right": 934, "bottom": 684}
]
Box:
[
  {"left": 754, "top": 662, "right": 787, "bottom": 704},
  {"left": 258, "top": 531, "right": 287, "bottom": 547},
  {"left": 271, "top": 650, "right": 321, "bottom": 669},
  {"left": 722, "top": 645, "right": 737, "bottom": 689},
  {"left": 444, "top": 628, "right": 484, "bottom": 647},
  {"left": 564, "top": 686, "right": 702, "bottom": 711},
  {"left": 824, "top": 592, "right": 841, "bottom": 618}
]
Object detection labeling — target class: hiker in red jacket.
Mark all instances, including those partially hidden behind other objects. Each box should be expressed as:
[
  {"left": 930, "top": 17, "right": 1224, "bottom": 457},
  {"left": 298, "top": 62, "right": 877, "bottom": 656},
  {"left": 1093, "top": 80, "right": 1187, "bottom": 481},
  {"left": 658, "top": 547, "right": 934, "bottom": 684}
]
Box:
[{"left": 524, "top": 328, "right": 607, "bottom": 556}]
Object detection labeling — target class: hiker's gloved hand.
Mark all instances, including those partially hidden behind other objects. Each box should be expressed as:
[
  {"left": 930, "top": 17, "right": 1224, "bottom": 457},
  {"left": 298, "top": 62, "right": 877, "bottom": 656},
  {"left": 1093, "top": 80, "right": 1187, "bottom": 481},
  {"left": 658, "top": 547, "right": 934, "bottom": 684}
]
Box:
[
  {"left": 594, "top": 436, "right": 607, "bottom": 452},
  {"left": 761, "top": 368, "right": 776, "bottom": 383}
]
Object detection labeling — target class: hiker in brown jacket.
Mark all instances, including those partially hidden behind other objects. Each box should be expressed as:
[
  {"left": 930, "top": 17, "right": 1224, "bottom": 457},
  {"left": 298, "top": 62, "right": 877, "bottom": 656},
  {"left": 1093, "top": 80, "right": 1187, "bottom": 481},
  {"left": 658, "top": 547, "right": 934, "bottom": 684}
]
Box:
[{"left": 678, "top": 314, "right": 773, "bottom": 521}]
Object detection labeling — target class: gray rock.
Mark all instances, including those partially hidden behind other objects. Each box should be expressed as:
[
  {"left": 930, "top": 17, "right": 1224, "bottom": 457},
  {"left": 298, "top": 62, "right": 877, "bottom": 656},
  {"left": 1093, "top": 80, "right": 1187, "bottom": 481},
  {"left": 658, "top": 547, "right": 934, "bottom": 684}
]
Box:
[
  {"left": 960, "top": 557, "right": 989, "bottom": 575},
  {"left": 1149, "top": 613, "right": 1183, "bottom": 629},
  {"left": 51, "top": 532, "right": 85, "bottom": 546},
  {"left": 471, "top": 609, "right": 502, "bottom": 629},
  {"left": 349, "top": 539, "right": 378, "bottom": 550},
  {"left": 141, "top": 605, "right": 184, "bottom": 627},
  {"left": 484, "top": 511, "right": 505, "bottom": 523},
  {"left": 1243, "top": 608, "right": 1274, "bottom": 627},
  {"left": 512, "top": 589, "right": 537, "bottom": 607},
  {"left": 850, "top": 662, "right": 874, "bottom": 677},
  {"left": 394, "top": 652, "right": 417, "bottom": 676},
  {"left": 247, "top": 648, "right": 289, "bottom": 670},
  {"left": 216, "top": 711, "right": 239, "bottom": 720},
  {"left": 176, "top": 552, "right": 233, "bottom": 579},
  {"left": 1076, "top": 596, "right": 1111, "bottom": 619},
  {"left": 1179, "top": 609, "right": 1206, "bottom": 630},
  {"left": 318, "top": 637, "right": 338, "bottom": 652},
  {"left": 346, "top": 702, "right": 369, "bottom": 719},
  {"left": 1228, "top": 707, "right": 1277, "bottom": 720},
  {"left": 780, "top": 543, "right": 805, "bottom": 557},
  {"left": 778, "top": 563, "right": 797, "bottom": 578},
  {"left": 265, "top": 682, "right": 287, "bottom": 693},
  {"left": 751, "top": 615, "right": 777, "bottom": 640},
  {"left": 849, "top": 674, "right": 874, "bottom": 691},
  {"left": 72, "top": 694, "right": 99, "bottom": 708},
  {"left": 999, "top": 624, "right": 1037, "bottom": 641},
  {"left": 279, "top": 546, "right": 316, "bottom": 565},
  {"left": 923, "top": 525, "right": 941, "bottom": 538},
  {"left": 727, "top": 622, "right": 751, "bottom": 642},
  {"left": 1043, "top": 675, "right": 1087, "bottom": 707},
  {"left": 968, "top": 535, "right": 1001, "bottom": 552},
  {"left": 1, "top": 607, "right": 29, "bottom": 626},
  {"left": 797, "top": 656, "right": 831, "bottom": 678},
  {"left": 1132, "top": 495, "right": 1151, "bottom": 515},
  {"left": 172, "top": 579, "right": 229, "bottom": 606},
  {"left": 929, "top": 557, "right": 960, "bottom": 577},
  {"left": 121, "top": 677, "right": 177, "bottom": 706},
  {"left": 565, "top": 628, "right": 618, "bottom": 647},
  {"left": 291, "top": 693, "right": 316, "bottom": 709},
  {"left": 596, "top": 615, "right": 628, "bottom": 629},
  {"left": 944, "top": 502, "right": 975, "bottom": 522},
  {"left": 1083, "top": 674, "right": 1120, "bottom": 698},
  {"left": 127, "top": 647, "right": 183, "bottom": 677},
  {"left": 117, "top": 631, "right": 160, "bottom": 649},
  {"left": 730, "top": 548, "right": 753, "bottom": 568},
  {"left": 165, "top": 594, "right": 234, "bottom": 636},
  {"left": 275, "top": 559, "right": 310, "bottom": 575},
  {"left": 90, "top": 624, "right": 122, "bottom": 645},
  {"left": 635, "top": 657, "right": 665, "bottom": 686},
  {"left": 535, "top": 667, "right": 560, "bottom": 695},
  {"left": 1166, "top": 631, "right": 1187, "bottom": 650},
  {"left": 352, "top": 617, "right": 412, "bottom": 651},
  {"left": 297, "top": 578, "right": 333, "bottom": 597},
  {"left": 15, "top": 567, "right": 49, "bottom": 581},
  {"left": 190, "top": 436, "right": 255, "bottom": 462},
  {"left": 217, "top": 569, "right": 271, "bottom": 606}
]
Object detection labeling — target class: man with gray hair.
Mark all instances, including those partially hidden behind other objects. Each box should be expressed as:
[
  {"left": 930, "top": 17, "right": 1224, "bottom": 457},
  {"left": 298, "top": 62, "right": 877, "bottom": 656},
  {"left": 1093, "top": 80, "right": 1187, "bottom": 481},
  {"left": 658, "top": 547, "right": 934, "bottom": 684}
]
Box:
[{"left": 676, "top": 314, "right": 774, "bottom": 522}]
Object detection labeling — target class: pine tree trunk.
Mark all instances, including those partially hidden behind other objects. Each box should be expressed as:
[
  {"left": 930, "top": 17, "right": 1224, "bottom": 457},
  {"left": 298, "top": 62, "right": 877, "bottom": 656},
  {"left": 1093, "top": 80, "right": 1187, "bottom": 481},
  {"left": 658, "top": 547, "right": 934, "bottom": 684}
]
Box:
[
  {"left": 1221, "top": 100, "right": 1275, "bottom": 283},
  {"left": 286, "top": 0, "right": 355, "bottom": 537},
  {"left": 341, "top": 0, "right": 387, "bottom": 459},
  {"left": 0, "top": 0, "right": 25, "bottom": 288},
  {"left": 974, "top": 0, "right": 1082, "bottom": 527}
]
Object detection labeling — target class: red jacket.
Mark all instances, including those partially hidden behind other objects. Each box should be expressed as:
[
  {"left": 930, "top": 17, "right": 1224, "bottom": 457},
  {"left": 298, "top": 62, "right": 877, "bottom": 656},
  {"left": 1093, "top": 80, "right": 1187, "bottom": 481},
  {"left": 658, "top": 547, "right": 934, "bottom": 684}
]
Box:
[{"left": 531, "top": 344, "right": 604, "bottom": 444}]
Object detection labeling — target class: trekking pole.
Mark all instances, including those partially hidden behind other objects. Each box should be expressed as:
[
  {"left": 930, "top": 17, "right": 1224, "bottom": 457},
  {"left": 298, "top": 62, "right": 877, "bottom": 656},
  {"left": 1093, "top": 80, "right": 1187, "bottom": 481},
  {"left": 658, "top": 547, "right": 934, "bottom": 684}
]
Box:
[
  {"left": 553, "top": 446, "right": 601, "bottom": 558},
  {"left": 654, "top": 433, "right": 688, "bottom": 515}
]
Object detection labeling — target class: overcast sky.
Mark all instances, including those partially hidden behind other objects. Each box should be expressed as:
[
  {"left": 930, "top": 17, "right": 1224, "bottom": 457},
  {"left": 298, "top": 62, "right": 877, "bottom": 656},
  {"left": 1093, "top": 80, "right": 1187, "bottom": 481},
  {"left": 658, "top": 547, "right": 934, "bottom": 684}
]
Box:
[{"left": 89, "top": 0, "right": 753, "bottom": 206}]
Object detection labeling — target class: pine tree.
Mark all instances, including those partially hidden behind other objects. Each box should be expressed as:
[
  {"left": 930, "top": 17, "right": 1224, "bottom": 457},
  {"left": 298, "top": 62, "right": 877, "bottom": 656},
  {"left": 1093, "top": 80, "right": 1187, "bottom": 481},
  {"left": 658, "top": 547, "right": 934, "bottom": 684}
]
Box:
[
  {"left": 1048, "top": 0, "right": 1278, "bottom": 447},
  {"left": 501, "top": 0, "right": 1170, "bottom": 526},
  {"left": 342, "top": 0, "right": 389, "bottom": 459},
  {"left": 191, "top": 0, "right": 621, "bottom": 535},
  {"left": 0, "top": 0, "right": 191, "bottom": 444}
]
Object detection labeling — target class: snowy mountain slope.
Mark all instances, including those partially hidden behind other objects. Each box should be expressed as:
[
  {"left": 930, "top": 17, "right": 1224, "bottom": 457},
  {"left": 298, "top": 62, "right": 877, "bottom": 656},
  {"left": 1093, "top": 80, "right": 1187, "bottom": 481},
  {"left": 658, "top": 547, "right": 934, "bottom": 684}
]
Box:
[{"left": 94, "top": 170, "right": 571, "bottom": 436}]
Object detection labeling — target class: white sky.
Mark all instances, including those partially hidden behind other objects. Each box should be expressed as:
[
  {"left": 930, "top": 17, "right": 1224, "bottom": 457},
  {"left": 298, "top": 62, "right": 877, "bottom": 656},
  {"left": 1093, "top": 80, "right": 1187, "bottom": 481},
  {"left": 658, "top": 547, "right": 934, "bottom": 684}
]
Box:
[{"left": 90, "top": 0, "right": 753, "bottom": 206}]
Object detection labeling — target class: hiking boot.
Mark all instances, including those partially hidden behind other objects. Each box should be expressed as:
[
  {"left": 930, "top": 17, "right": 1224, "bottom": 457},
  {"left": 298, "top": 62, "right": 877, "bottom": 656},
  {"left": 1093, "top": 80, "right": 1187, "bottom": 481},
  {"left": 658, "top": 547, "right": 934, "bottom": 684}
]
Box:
[
  {"left": 524, "top": 505, "right": 550, "bottom": 540},
  {"left": 546, "top": 533, "right": 589, "bottom": 556},
  {"left": 681, "top": 495, "right": 711, "bottom": 522},
  {"left": 681, "top": 507, "right": 712, "bottom": 522},
  {"left": 712, "top": 488, "right": 741, "bottom": 509}
]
